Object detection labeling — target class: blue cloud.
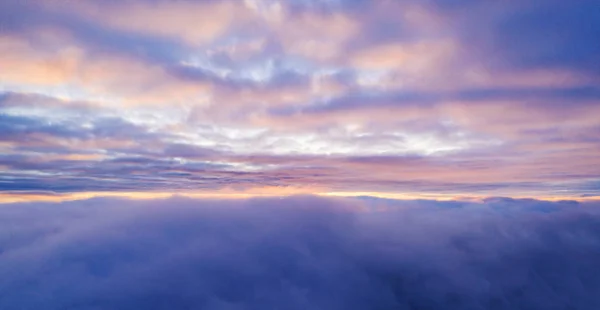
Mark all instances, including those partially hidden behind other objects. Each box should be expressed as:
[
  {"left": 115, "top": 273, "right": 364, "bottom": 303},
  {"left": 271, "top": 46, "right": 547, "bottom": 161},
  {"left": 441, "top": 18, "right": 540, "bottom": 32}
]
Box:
[
  {"left": 447, "top": 0, "right": 600, "bottom": 76},
  {"left": 0, "top": 196, "right": 599, "bottom": 309}
]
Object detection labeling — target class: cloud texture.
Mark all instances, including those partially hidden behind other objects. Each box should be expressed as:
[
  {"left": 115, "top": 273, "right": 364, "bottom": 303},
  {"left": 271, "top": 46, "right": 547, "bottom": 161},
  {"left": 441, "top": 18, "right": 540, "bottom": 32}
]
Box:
[
  {"left": 1, "top": 0, "right": 599, "bottom": 199},
  {"left": 1, "top": 196, "right": 600, "bottom": 309}
]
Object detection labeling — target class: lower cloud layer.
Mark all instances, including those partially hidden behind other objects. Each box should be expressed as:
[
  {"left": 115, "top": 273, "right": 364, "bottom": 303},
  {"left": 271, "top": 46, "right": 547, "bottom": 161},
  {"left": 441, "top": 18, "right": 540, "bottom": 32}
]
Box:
[{"left": 1, "top": 196, "right": 599, "bottom": 309}]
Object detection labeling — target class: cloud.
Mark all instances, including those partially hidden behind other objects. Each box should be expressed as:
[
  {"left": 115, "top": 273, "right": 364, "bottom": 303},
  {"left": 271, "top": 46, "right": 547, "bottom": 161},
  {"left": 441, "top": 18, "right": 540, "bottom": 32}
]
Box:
[
  {"left": 0, "top": 0, "right": 599, "bottom": 198},
  {"left": 1, "top": 90, "right": 599, "bottom": 198},
  {"left": 0, "top": 196, "right": 599, "bottom": 309},
  {"left": 70, "top": 0, "right": 241, "bottom": 46},
  {"left": 432, "top": 0, "right": 600, "bottom": 76}
]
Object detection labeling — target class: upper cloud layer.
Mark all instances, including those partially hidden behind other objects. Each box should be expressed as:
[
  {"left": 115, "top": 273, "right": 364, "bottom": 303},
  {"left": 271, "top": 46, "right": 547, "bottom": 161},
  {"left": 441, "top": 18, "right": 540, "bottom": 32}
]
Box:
[{"left": 1, "top": 0, "right": 599, "bottom": 198}]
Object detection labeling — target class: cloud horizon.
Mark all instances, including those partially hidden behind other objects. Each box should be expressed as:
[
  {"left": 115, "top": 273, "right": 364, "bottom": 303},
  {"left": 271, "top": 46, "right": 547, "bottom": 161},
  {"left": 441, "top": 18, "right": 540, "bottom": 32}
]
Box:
[{"left": 3, "top": 1, "right": 600, "bottom": 308}]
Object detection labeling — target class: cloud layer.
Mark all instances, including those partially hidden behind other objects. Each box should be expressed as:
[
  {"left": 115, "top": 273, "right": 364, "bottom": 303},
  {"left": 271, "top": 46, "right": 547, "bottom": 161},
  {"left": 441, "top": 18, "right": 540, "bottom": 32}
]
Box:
[
  {"left": 1, "top": 196, "right": 600, "bottom": 309},
  {"left": 1, "top": 0, "right": 600, "bottom": 198}
]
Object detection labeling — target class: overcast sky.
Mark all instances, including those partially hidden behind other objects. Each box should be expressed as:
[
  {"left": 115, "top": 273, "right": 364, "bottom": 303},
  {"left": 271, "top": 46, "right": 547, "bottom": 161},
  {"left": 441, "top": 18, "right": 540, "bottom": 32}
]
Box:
[{"left": 1, "top": 0, "right": 599, "bottom": 201}]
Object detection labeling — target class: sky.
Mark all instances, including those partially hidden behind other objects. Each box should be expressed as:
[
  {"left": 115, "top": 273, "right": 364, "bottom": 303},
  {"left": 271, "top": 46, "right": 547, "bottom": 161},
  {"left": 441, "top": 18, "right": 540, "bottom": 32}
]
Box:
[
  {"left": 1, "top": 0, "right": 600, "bottom": 202},
  {"left": 2, "top": 2, "right": 600, "bottom": 308}
]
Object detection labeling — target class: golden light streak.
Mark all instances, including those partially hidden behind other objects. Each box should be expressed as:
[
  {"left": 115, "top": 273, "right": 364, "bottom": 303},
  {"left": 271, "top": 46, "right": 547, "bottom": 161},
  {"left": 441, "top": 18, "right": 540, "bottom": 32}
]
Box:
[{"left": 1, "top": 190, "right": 597, "bottom": 204}]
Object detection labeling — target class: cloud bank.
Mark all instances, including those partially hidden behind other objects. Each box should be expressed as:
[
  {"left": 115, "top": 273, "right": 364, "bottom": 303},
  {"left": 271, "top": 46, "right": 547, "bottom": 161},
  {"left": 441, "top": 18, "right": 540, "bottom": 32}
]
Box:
[{"left": 1, "top": 196, "right": 599, "bottom": 309}]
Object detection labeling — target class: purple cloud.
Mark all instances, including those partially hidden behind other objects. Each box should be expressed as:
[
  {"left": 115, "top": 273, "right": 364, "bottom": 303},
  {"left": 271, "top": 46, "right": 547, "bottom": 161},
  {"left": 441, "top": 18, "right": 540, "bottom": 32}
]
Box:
[
  {"left": 1, "top": 0, "right": 600, "bottom": 198},
  {"left": 1, "top": 196, "right": 600, "bottom": 309}
]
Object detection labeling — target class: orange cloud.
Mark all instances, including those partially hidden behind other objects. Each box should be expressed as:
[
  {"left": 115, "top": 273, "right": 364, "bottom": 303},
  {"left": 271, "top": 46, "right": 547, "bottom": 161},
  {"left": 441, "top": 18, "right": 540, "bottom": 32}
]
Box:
[
  {"left": 0, "top": 35, "right": 81, "bottom": 86},
  {"left": 0, "top": 34, "right": 212, "bottom": 106}
]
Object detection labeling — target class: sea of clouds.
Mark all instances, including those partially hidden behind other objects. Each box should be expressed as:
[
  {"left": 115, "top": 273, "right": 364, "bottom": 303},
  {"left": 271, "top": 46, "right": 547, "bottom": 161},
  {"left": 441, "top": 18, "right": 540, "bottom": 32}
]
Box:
[{"left": 1, "top": 195, "right": 599, "bottom": 309}]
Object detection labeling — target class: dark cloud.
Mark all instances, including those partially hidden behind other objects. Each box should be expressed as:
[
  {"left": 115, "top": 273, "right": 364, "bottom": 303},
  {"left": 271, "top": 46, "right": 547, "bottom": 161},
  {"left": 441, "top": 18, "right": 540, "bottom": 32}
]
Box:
[
  {"left": 440, "top": 0, "right": 600, "bottom": 76},
  {"left": 0, "top": 112, "right": 163, "bottom": 146},
  {"left": 492, "top": 0, "right": 600, "bottom": 75},
  {"left": 0, "top": 196, "right": 599, "bottom": 309},
  {"left": 455, "top": 86, "right": 600, "bottom": 102},
  {"left": 268, "top": 86, "right": 600, "bottom": 119},
  {"left": 0, "top": 114, "right": 87, "bottom": 142}
]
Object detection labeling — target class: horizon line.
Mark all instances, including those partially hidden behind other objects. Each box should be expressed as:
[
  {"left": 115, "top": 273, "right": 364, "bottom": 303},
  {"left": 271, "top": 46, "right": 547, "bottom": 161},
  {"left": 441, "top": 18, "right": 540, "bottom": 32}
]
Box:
[{"left": 1, "top": 190, "right": 598, "bottom": 204}]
